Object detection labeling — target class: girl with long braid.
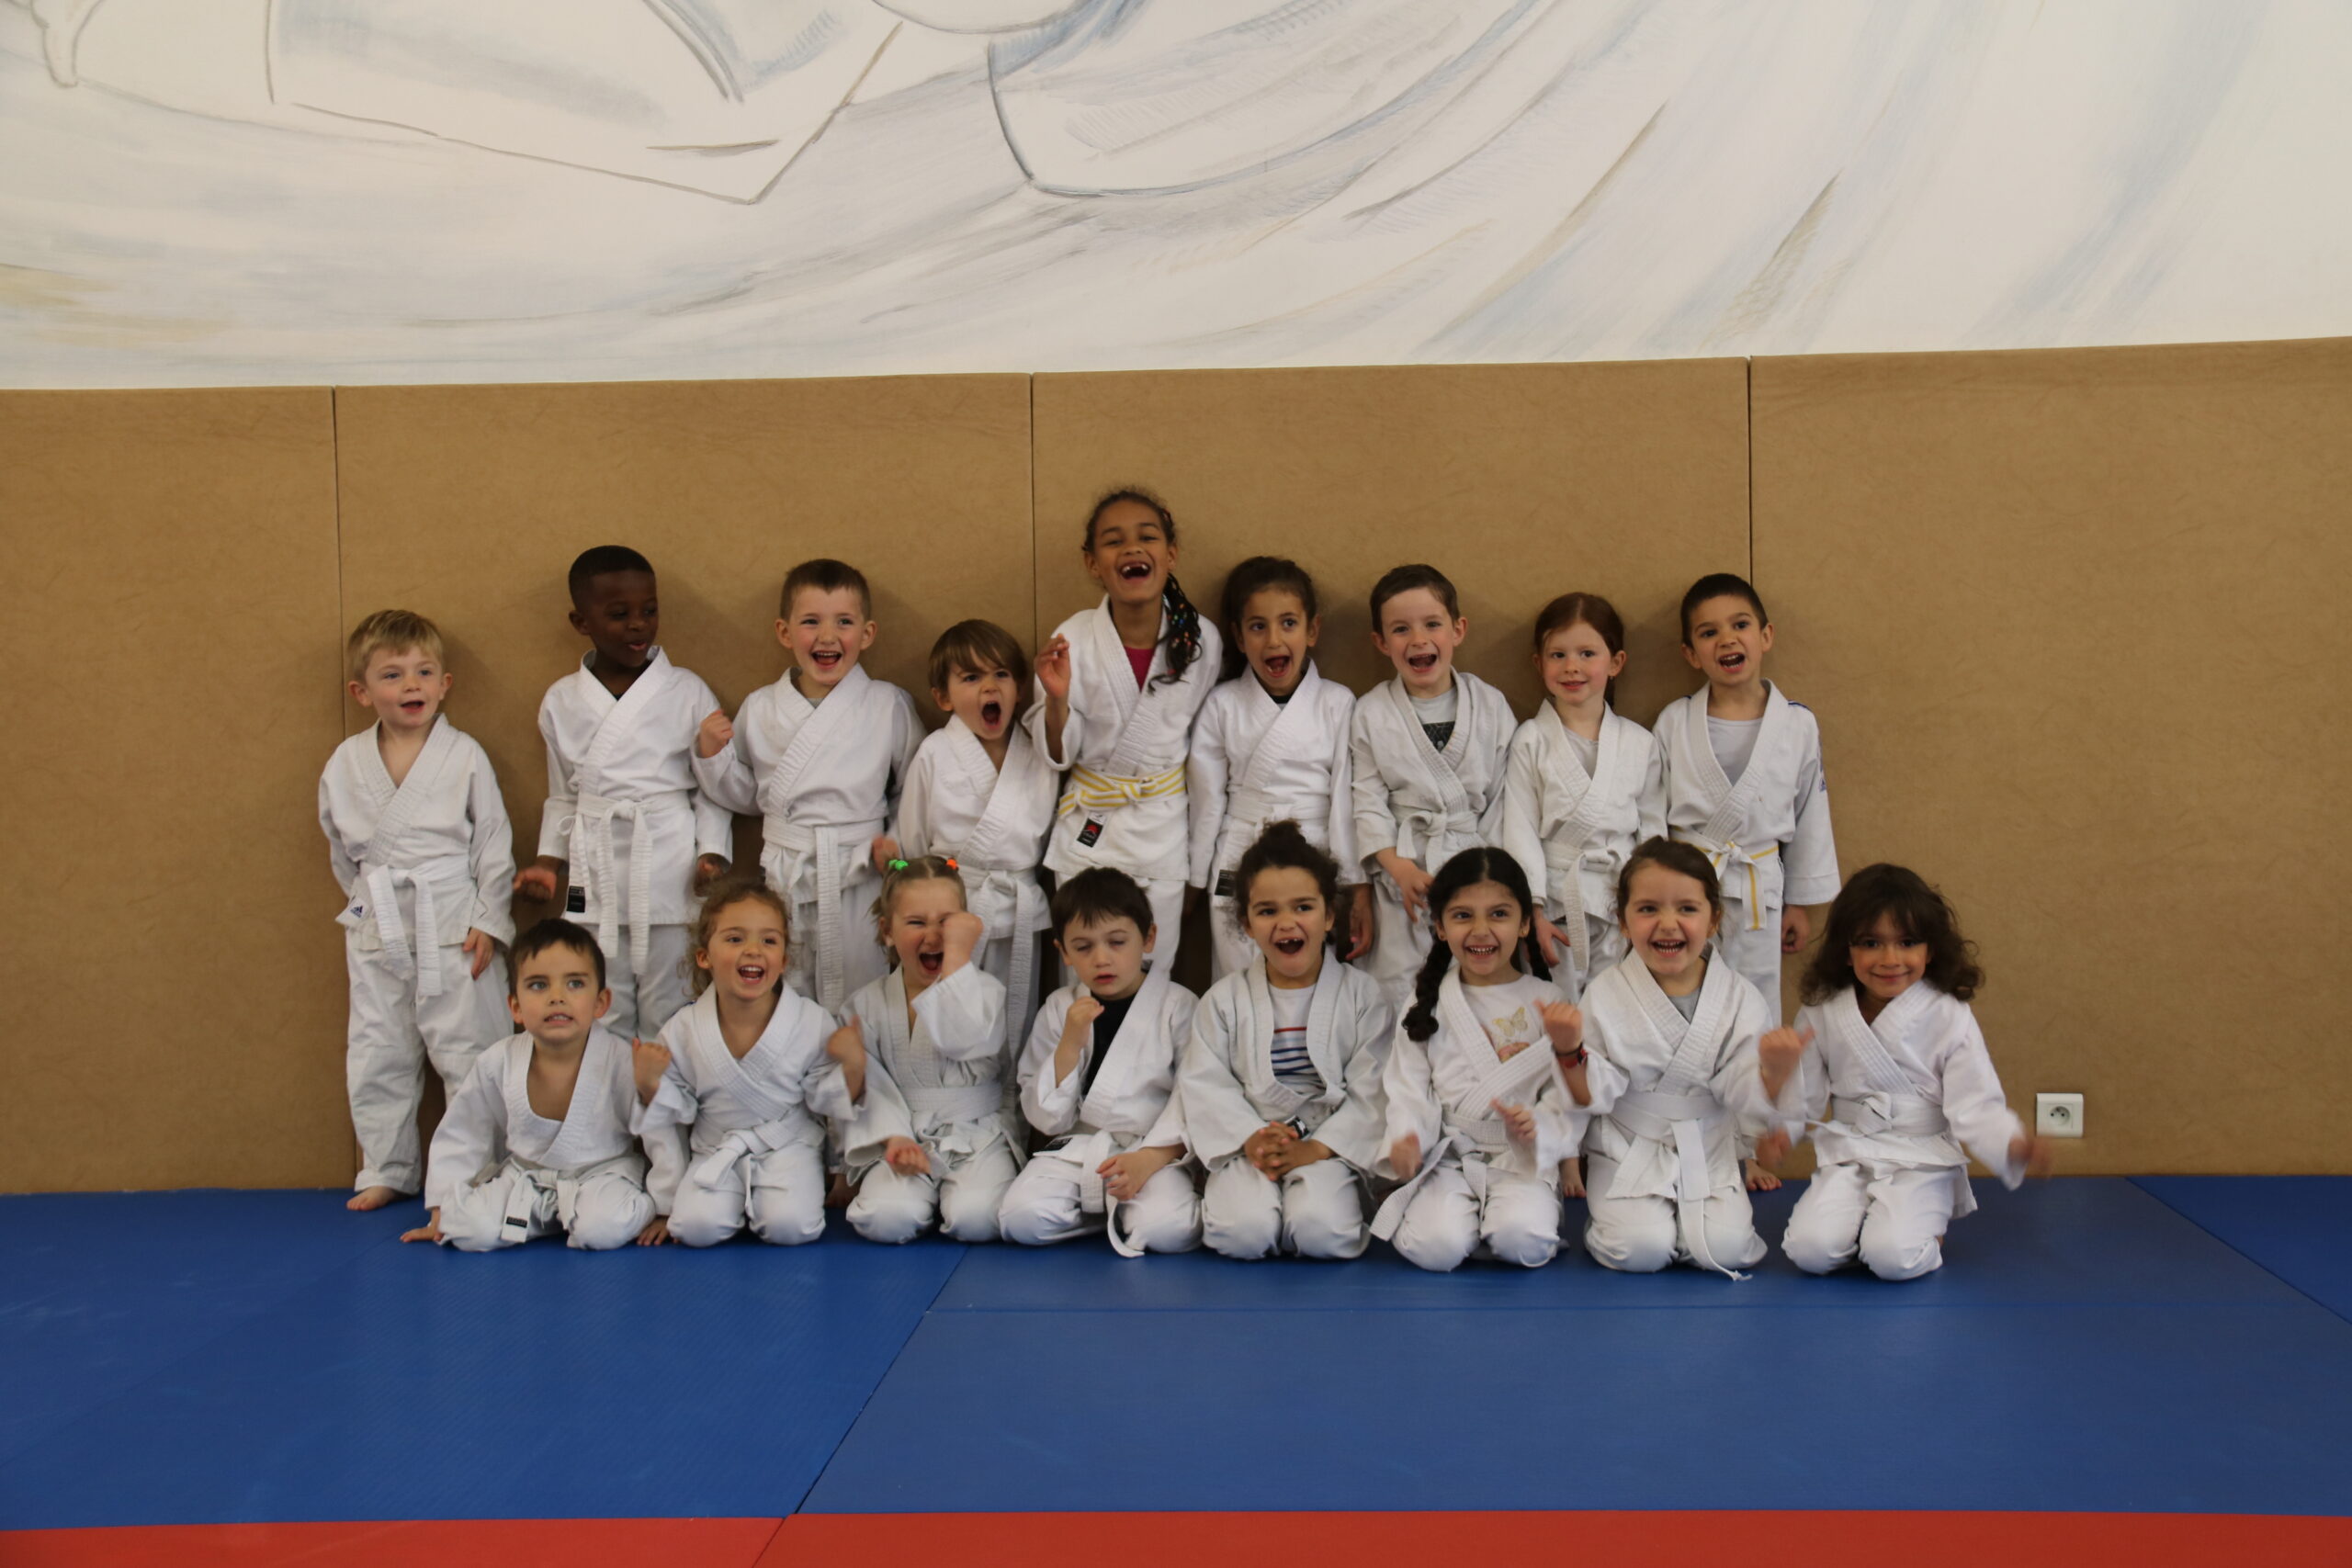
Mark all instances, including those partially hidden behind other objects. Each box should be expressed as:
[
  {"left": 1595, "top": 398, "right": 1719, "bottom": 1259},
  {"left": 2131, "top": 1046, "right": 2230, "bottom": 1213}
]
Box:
[
  {"left": 1029, "top": 489, "right": 1223, "bottom": 973},
  {"left": 1372, "top": 847, "right": 1622, "bottom": 1272}
]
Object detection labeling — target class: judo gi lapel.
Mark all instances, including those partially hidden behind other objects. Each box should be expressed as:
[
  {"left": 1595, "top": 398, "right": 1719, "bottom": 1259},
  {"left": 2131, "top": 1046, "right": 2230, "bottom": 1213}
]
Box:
[
  {"left": 1238, "top": 955, "right": 1342, "bottom": 1119},
  {"left": 1231, "top": 664, "right": 1320, "bottom": 802},
  {"left": 1378, "top": 678, "right": 1474, "bottom": 860},
  {"left": 528, "top": 1026, "right": 625, "bottom": 1167},
  {"left": 757, "top": 662, "right": 872, "bottom": 814},
  {"left": 1829, "top": 983, "right": 1939, "bottom": 1098},
  {"left": 1439, "top": 970, "right": 1558, "bottom": 1110},
  {"left": 955, "top": 719, "right": 1044, "bottom": 867},
  {"left": 1076, "top": 965, "right": 1170, "bottom": 1130},
  {"left": 679, "top": 990, "right": 801, "bottom": 1123},
  {"left": 1696, "top": 682, "right": 1792, "bottom": 844},
  {"left": 574, "top": 649, "right": 676, "bottom": 794},
  {"left": 360, "top": 715, "right": 459, "bottom": 844},
  {"left": 1093, "top": 602, "right": 1178, "bottom": 777}
]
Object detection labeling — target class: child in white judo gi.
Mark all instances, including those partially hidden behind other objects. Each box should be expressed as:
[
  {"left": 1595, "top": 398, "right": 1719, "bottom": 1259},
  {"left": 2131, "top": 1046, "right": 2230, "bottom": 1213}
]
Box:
[
  {"left": 998, "top": 868, "right": 1202, "bottom": 1256},
  {"left": 1374, "top": 847, "right": 1616, "bottom": 1272},
  {"left": 1757, "top": 863, "right": 2054, "bottom": 1281},
  {"left": 1498, "top": 592, "right": 1667, "bottom": 1000},
  {"left": 401, "top": 919, "right": 657, "bottom": 1252},
  {"left": 1182, "top": 821, "right": 1392, "bottom": 1261},
  {"left": 320, "top": 610, "right": 516, "bottom": 1213},
  {"left": 514, "top": 547, "right": 733, "bottom": 1043},
  {"left": 632, "top": 877, "right": 882, "bottom": 1247},
  {"left": 1188, "top": 557, "right": 1371, "bottom": 980},
  {"left": 840, "top": 856, "right": 1025, "bottom": 1244},
  {"left": 1030, "top": 490, "right": 1222, "bottom": 972},
  {"left": 1655, "top": 572, "right": 1839, "bottom": 1192},
  {"left": 1578, "top": 839, "right": 1782, "bottom": 1279},
  {"left": 693, "top": 558, "right": 922, "bottom": 1014},
  {"left": 893, "top": 619, "right": 1057, "bottom": 1058},
  {"left": 1350, "top": 564, "right": 1517, "bottom": 1012}
]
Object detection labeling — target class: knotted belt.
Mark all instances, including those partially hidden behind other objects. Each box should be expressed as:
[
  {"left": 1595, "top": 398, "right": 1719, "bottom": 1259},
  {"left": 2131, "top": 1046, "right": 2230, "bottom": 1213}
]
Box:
[
  {"left": 762, "top": 815, "right": 883, "bottom": 1011},
  {"left": 1369, "top": 1117, "right": 1515, "bottom": 1242},
  {"left": 687, "top": 1111, "right": 818, "bottom": 1191},
  {"left": 358, "top": 852, "right": 473, "bottom": 998},
  {"left": 1609, "top": 1088, "right": 1746, "bottom": 1280},
  {"left": 556, "top": 789, "right": 692, "bottom": 979},
  {"left": 1057, "top": 763, "right": 1185, "bottom": 818},
  {"left": 1669, "top": 830, "right": 1779, "bottom": 931}
]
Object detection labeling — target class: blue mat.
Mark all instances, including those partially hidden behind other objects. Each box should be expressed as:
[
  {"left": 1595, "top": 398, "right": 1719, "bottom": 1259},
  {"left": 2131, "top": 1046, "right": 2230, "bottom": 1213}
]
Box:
[
  {"left": 2133, "top": 1177, "right": 2352, "bottom": 1325},
  {"left": 0, "top": 1214, "right": 963, "bottom": 1529}
]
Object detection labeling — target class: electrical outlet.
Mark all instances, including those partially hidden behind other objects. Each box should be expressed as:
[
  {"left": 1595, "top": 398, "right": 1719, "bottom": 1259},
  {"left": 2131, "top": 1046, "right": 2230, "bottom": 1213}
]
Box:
[{"left": 2036, "top": 1092, "right": 2085, "bottom": 1138}]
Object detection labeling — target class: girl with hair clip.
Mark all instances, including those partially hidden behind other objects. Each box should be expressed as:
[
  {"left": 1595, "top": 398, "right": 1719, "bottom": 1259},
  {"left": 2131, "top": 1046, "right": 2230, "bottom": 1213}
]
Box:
[
  {"left": 1188, "top": 557, "right": 1371, "bottom": 980},
  {"left": 1180, "top": 821, "right": 1394, "bottom": 1261},
  {"left": 1372, "top": 847, "right": 1621, "bottom": 1272},
  {"left": 1577, "top": 840, "right": 1782, "bottom": 1279},
  {"left": 1029, "top": 490, "right": 1224, "bottom": 971},
  {"left": 1498, "top": 592, "right": 1666, "bottom": 999},
  {"left": 1758, "top": 864, "right": 2054, "bottom": 1281},
  {"left": 838, "top": 856, "right": 1026, "bottom": 1245}
]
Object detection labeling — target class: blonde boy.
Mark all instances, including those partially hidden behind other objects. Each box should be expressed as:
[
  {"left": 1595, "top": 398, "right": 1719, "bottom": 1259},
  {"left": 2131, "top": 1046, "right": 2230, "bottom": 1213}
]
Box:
[{"left": 320, "top": 611, "right": 516, "bottom": 1211}]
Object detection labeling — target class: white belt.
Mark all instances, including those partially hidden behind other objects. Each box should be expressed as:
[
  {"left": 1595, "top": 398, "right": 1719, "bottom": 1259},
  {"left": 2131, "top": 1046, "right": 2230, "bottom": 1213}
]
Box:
[
  {"left": 688, "top": 1112, "right": 818, "bottom": 1190},
  {"left": 1392, "top": 807, "right": 1477, "bottom": 878},
  {"left": 961, "top": 863, "right": 1048, "bottom": 1053},
  {"left": 496, "top": 1149, "right": 641, "bottom": 1242},
  {"left": 1216, "top": 795, "right": 1329, "bottom": 889},
  {"left": 1610, "top": 1088, "right": 1746, "bottom": 1280},
  {"left": 762, "top": 815, "right": 883, "bottom": 1011},
  {"left": 1670, "top": 830, "right": 1778, "bottom": 931},
  {"left": 1368, "top": 1118, "right": 1515, "bottom": 1241},
  {"left": 901, "top": 1083, "right": 1002, "bottom": 1123},
  {"left": 1544, "top": 844, "right": 1616, "bottom": 981},
  {"left": 358, "top": 853, "right": 473, "bottom": 998},
  {"left": 1036, "top": 1128, "right": 1159, "bottom": 1258},
  {"left": 558, "top": 790, "right": 693, "bottom": 980},
  {"left": 1828, "top": 1092, "right": 1951, "bottom": 1139}
]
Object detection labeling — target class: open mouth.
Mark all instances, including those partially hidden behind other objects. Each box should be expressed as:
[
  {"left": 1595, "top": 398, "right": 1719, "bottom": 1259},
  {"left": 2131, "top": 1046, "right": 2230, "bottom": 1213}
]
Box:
[
  {"left": 1406, "top": 651, "right": 1438, "bottom": 674},
  {"left": 811, "top": 649, "right": 842, "bottom": 670},
  {"left": 735, "top": 962, "right": 769, "bottom": 987},
  {"left": 1649, "top": 934, "right": 1689, "bottom": 957},
  {"left": 544, "top": 1012, "right": 572, "bottom": 1027},
  {"left": 399, "top": 698, "right": 426, "bottom": 713},
  {"left": 1116, "top": 559, "right": 1153, "bottom": 583},
  {"left": 917, "top": 951, "right": 944, "bottom": 976},
  {"left": 979, "top": 699, "right": 1004, "bottom": 730},
  {"left": 1261, "top": 653, "right": 1292, "bottom": 679},
  {"left": 1462, "top": 940, "right": 1500, "bottom": 961},
  {"left": 1716, "top": 650, "right": 1747, "bottom": 674},
  {"left": 1272, "top": 934, "right": 1307, "bottom": 957}
]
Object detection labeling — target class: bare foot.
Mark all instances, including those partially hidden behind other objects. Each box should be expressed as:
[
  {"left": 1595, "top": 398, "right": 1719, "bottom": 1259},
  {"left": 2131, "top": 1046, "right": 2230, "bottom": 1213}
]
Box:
[
  {"left": 824, "top": 1173, "right": 855, "bottom": 1210},
  {"left": 1560, "top": 1156, "right": 1586, "bottom": 1200},
  {"left": 1743, "top": 1158, "right": 1781, "bottom": 1193},
  {"left": 347, "top": 1185, "right": 402, "bottom": 1212}
]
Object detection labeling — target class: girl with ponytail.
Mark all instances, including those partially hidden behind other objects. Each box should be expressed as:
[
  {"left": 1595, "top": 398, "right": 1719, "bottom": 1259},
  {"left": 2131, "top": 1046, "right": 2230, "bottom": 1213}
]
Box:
[
  {"left": 1371, "top": 848, "right": 1623, "bottom": 1272},
  {"left": 1030, "top": 489, "right": 1224, "bottom": 971}
]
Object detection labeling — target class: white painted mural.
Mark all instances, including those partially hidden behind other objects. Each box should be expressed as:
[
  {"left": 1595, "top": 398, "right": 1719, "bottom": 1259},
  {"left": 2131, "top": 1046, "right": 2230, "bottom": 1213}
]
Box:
[{"left": 3, "top": 0, "right": 2346, "bottom": 387}]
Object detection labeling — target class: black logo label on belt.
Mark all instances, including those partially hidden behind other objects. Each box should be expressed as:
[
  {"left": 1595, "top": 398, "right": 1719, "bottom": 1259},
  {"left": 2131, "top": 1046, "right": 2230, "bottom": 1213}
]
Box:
[
  {"left": 565, "top": 886, "right": 587, "bottom": 914},
  {"left": 1077, "top": 818, "right": 1105, "bottom": 848},
  {"left": 1215, "top": 870, "right": 1236, "bottom": 900}
]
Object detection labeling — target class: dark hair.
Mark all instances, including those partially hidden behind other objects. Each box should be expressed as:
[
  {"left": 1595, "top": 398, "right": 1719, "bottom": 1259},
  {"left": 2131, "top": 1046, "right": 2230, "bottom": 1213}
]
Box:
[
  {"left": 1679, "top": 572, "right": 1767, "bottom": 645},
  {"left": 1611, "top": 837, "right": 1723, "bottom": 930},
  {"left": 1050, "top": 866, "right": 1156, "bottom": 943},
  {"left": 1801, "top": 863, "right": 1983, "bottom": 1005},
  {"left": 567, "top": 546, "right": 654, "bottom": 604},
  {"left": 1401, "top": 847, "right": 1552, "bottom": 1043},
  {"left": 687, "top": 874, "right": 791, "bottom": 998},
  {"left": 1532, "top": 591, "right": 1627, "bottom": 705},
  {"left": 1370, "top": 563, "right": 1462, "bottom": 629},
  {"left": 508, "top": 917, "right": 606, "bottom": 996},
  {"left": 1084, "top": 489, "right": 1202, "bottom": 690},
  {"left": 1217, "top": 557, "right": 1318, "bottom": 680},
  {"left": 1231, "top": 820, "right": 1346, "bottom": 952},
  {"left": 781, "top": 558, "right": 872, "bottom": 620},
  {"left": 928, "top": 619, "right": 1032, "bottom": 714}
]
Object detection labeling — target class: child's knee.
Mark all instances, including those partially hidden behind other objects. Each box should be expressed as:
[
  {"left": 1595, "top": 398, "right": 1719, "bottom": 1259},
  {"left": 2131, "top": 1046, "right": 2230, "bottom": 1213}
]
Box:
[
  {"left": 666, "top": 1189, "right": 741, "bottom": 1247},
  {"left": 1781, "top": 1208, "right": 1858, "bottom": 1275},
  {"left": 1860, "top": 1219, "right": 1944, "bottom": 1282},
  {"left": 1586, "top": 1203, "right": 1676, "bottom": 1273},
  {"left": 996, "top": 1174, "right": 1073, "bottom": 1247},
  {"left": 748, "top": 1185, "right": 824, "bottom": 1246},
  {"left": 1394, "top": 1198, "right": 1477, "bottom": 1273},
  {"left": 1119, "top": 1174, "right": 1202, "bottom": 1255},
  {"left": 1283, "top": 1182, "right": 1367, "bottom": 1260},
  {"left": 567, "top": 1188, "right": 653, "bottom": 1251},
  {"left": 1204, "top": 1191, "right": 1281, "bottom": 1260},
  {"left": 435, "top": 1197, "right": 508, "bottom": 1252},
  {"left": 1484, "top": 1209, "right": 1561, "bottom": 1269},
  {"left": 937, "top": 1179, "right": 1004, "bottom": 1244},
  {"left": 848, "top": 1180, "right": 932, "bottom": 1247}
]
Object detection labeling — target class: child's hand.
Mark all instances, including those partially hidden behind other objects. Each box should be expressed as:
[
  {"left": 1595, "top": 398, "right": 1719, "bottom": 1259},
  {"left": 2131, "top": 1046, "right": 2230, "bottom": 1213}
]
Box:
[
  {"left": 1755, "top": 1128, "right": 1792, "bottom": 1169},
  {"left": 1035, "top": 635, "right": 1072, "bottom": 700},
  {"left": 695, "top": 709, "right": 735, "bottom": 760},
  {"left": 2010, "top": 1133, "right": 2056, "bottom": 1178},
  {"left": 1379, "top": 852, "right": 1434, "bottom": 925},
  {"left": 631, "top": 1039, "right": 672, "bottom": 1105},
  {"left": 691, "top": 853, "right": 730, "bottom": 895},
  {"left": 1387, "top": 1133, "right": 1423, "bottom": 1179},
  {"left": 870, "top": 835, "right": 901, "bottom": 874},
  {"left": 827, "top": 1018, "right": 866, "bottom": 1070},
  {"left": 1054, "top": 993, "right": 1102, "bottom": 1086},
  {"left": 1758, "top": 1025, "right": 1814, "bottom": 1102},
  {"left": 1541, "top": 1001, "right": 1584, "bottom": 1057},
  {"left": 462, "top": 929, "right": 497, "bottom": 979},
  {"left": 1345, "top": 884, "right": 1375, "bottom": 961},
  {"left": 1781, "top": 904, "right": 1813, "bottom": 955},
  {"left": 1534, "top": 913, "right": 1566, "bottom": 967},
  {"left": 1493, "top": 1098, "right": 1537, "bottom": 1147},
  {"left": 514, "top": 856, "right": 564, "bottom": 902},
  {"left": 940, "top": 910, "right": 986, "bottom": 969},
  {"left": 885, "top": 1135, "right": 932, "bottom": 1177},
  {"left": 1097, "top": 1145, "right": 1177, "bottom": 1201},
  {"left": 1560, "top": 1156, "right": 1586, "bottom": 1199},
  {"left": 636, "top": 1216, "right": 673, "bottom": 1247},
  {"left": 400, "top": 1209, "right": 444, "bottom": 1245},
  {"left": 1267, "top": 1137, "right": 1331, "bottom": 1178},
  {"left": 1243, "top": 1121, "right": 1296, "bottom": 1176}
]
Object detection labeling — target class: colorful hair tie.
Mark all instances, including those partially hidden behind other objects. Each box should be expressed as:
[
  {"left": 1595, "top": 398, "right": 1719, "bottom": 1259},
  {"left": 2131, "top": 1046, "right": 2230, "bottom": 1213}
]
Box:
[
  {"left": 887, "top": 858, "right": 910, "bottom": 871},
  {"left": 944, "top": 857, "right": 959, "bottom": 871}
]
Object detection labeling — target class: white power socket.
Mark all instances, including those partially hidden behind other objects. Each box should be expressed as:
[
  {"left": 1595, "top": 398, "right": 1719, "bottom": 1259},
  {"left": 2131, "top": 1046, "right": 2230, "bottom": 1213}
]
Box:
[{"left": 2036, "top": 1092, "right": 2086, "bottom": 1138}]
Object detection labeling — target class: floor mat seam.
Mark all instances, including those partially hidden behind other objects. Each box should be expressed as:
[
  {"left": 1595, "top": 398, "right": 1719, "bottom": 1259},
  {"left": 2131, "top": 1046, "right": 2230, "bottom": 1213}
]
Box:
[{"left": 2127, "top": 1178, "right": 2352, "bottom": 1329}]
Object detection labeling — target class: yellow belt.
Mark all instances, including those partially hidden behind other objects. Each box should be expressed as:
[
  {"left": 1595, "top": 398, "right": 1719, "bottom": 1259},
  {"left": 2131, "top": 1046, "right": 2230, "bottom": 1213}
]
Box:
[
  {"left": 1671, "top": 831, "right": 1778, "bottom": 931},
  {"left": 1057, "top": 763, "right": 1185, "bottom": 818}
]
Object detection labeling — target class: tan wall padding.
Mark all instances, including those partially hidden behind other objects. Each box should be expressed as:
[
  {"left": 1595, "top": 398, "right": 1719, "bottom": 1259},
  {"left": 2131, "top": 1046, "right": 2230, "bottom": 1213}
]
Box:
[
  {"left": 1753, "top": 338, "right": 2352, "bottom": 1174},
  {"left": 0, "top": 389, "right": 345, "bottom": 1190},
  {"left": 1032, "top": 362, "right": 1752, "bottom": 726}
]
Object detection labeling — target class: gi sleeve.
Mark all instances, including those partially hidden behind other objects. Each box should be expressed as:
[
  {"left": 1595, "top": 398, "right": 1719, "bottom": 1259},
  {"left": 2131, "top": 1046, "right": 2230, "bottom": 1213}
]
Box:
[
  {"left": 464, "top": 741, "right": 518, "bottom": 944},
  {"left": 1184, "top": 694, "right": 1231, "bottom": 891},
  {"left": 424, "top": 1050, "right": 507, "bottom": 1213}
]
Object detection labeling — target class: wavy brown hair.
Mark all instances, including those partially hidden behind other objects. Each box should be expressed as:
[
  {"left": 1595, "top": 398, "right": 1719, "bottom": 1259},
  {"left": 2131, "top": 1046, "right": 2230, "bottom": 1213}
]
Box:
[{"left": 1801, "top": 863, "right": 1984, "bottom": 1004}]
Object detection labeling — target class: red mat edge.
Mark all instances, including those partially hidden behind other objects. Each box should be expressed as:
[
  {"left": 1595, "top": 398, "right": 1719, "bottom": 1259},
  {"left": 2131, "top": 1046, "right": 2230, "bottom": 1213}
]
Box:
[{"left": 0, "top": 1517, "right": 785, "bottom": 1568}]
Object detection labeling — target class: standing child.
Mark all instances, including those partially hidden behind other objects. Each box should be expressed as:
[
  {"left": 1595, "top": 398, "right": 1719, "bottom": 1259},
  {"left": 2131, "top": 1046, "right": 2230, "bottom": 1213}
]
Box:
[
  {"left": 893, "top": 620, "right": 1057, "bottom": 1056},
  {"left": 514, "top": 547, "right": 732, "bottom": 1043},
  {"left": 632, "top": 877, "right": 885, "bottom": 1247},
  {"left": 693, "top": 558, "right": 921, "bottom": 1013},
  {"left": 320, "top": 610, "right": 516, "bottom": 1212},
  {"left": 1499, "top": 592, "right": 1667, "bottom": 998},
  {"left": 998, "top": 868, "right": 1202, "bottom": 1256},
  {"left": 1373, "top": 848, "right": 1616, "bottom": 1272},
  {"left": 1029, "top": 490, "right": 1223, "bottom": 970},
  {"left": 1350, "top": 564, "right": 1516, "bottom": 1011},
  {"left": 1188, "top": 557, "right": 1370, "bottom": 980},
  {"left": 1578, "top": 839, "right": 1781, "bottom": 1279},
  {"left": 401, "top": 919, "right": 657, "bottom": 1252},
  {"left": 1760, "top": 863, "right": 2053, "bottom": 1281},
  {"left": 839, "top": 857, "right": 1024, "bottom": 1244},
  {"left": 1181, "top": 822, "right": 1393, "bottom": 1261}
]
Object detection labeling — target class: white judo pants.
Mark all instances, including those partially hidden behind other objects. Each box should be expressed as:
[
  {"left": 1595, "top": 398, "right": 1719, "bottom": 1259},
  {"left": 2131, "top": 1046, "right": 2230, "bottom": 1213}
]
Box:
[
  {"left": 595, "top": 923, "right": 693, "bottom": 1044},
  {"left": 850, "top": 1142, "right": 1022, "bottom": 1245},
  {"left": 437, "top": 1158, "right": 653, "bottom": 1253},
  {"left": 1582, "top": 1157, "right": 1768, "bottom": 1274},
  {"left": 997, "top": 1156, "right": 1201, "bottom": 1254},
  {"left": 1205, "top": 894, "right": 1257, "bottom": 982},
  {"left": 778, "top": 881, "right": 889, "bottom": 1013},
  {"left": 1389, "top": 1161, "right": 1562, "bottom": 1271},
  {"left": 1363, "top": 880, "right": 1434, "bottom": 1015},
  {"left": 345, "top": 940, "right": 511, "bottom": 1195},
  {"left": 1201, "top": 1156, "right": 1367, "bottom": 1260},
  {"left": 1782, "top": 1162, "right": 1961, "bottom": 1281},
  {"left": 1714, "top": 905, "right": 1786, "bottom": 1023},
  {"left": 667, "top": 1142, "right": 828, "bottom": 1247}
]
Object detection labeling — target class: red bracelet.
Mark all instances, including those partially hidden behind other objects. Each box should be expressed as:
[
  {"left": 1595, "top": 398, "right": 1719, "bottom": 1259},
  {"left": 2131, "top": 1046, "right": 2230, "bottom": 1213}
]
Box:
[{"left": 1555, "top": 1045, "right": 1588, "bottom": 1068}]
